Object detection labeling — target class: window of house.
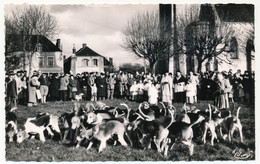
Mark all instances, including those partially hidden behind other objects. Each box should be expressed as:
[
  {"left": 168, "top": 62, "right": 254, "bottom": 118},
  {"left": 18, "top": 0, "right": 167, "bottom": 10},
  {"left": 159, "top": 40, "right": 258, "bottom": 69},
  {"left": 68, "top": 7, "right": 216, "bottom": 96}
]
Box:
[
  {"left": 230, "top": 37, "right": 238, "bottom": 59},
  {"left": 82, "top": 59, "right": 89, "bottom": 66},
  {"left": 93, "top": 59, "right": 98, "bottom": 66},
  {"left": 47, "top": 56, "right": 54, "bottom": 67},
  {"left": 38, "top": 57, "right": 44, "bottom": 67}
]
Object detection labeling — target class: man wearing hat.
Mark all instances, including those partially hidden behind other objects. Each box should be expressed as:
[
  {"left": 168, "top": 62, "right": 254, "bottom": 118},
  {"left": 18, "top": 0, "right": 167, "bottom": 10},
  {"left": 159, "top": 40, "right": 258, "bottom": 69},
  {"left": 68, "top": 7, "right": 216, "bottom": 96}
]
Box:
[
  {"left": 96, "top": 72, "right": 105, "bottom": 100},
  {"left": 38, "top": 73, "right": 50, "bottom": 103},
  {"left": 173, "top": 70, "right": 186, "bottom": 103},
  {"left": 6, "top": 70, "right": 17, "bottom": 111}
]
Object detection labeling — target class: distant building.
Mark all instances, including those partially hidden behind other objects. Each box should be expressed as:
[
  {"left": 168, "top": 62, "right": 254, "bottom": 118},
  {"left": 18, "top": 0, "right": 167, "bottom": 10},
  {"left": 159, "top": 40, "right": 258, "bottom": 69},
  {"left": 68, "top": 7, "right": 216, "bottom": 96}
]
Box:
[
  {"left": 5, "top": 34, "right": 63, "bottom": 75},
  {"left": 158, "top": 4, "right": 254, "bottom": 75},
  {"left": 63, "top": 43, "right": 113, "bottom": 75}
]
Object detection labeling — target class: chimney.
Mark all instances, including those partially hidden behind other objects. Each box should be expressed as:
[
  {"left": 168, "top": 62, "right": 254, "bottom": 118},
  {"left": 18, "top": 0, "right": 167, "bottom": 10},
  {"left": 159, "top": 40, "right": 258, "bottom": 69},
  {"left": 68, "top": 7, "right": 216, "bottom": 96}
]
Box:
[
  {"left": 82, "top": 43, "right": 87, "bottom": 48},
  {"left": 109, "top": 57, "right": 113, "bottom": 65},
  {"left": 109, "top": 57, "right": 113, "bottom": 71},
  {"left": 56, "top": 39, "right": 61, "bottom": 49},
  {"left": 72, "top": 44, "right": 76, "bottom": 54}
]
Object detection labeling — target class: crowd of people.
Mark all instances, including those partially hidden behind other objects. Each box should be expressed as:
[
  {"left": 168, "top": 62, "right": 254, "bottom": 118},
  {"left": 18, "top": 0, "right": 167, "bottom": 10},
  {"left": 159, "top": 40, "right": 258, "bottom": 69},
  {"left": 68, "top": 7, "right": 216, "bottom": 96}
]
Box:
[{"left": 5, "top": 68, "right": 255, "bottom": 111}]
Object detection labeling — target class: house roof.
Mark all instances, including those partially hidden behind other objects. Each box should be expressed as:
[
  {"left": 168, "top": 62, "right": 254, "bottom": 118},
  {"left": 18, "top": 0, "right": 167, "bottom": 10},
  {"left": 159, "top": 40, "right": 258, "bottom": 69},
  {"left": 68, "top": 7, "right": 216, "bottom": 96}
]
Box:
[
  {"left": 200, "top": 4, "right": 254, "bottom": 23},
  {"left": 5, "top": 34, "right": 61, "bottom": 54},
  {"left": 64, "top": 45, "right": 111, "bottom": 65},
  {"left": 76, "top": 46, "right": 103, "bottom": 57}
]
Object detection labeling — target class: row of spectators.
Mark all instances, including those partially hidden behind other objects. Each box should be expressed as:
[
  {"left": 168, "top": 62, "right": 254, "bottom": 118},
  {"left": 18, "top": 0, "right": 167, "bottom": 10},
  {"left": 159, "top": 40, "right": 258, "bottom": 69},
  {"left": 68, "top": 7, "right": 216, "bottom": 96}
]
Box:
[{"left": 5, "top": 69, "right": 254, "bottom": 111}]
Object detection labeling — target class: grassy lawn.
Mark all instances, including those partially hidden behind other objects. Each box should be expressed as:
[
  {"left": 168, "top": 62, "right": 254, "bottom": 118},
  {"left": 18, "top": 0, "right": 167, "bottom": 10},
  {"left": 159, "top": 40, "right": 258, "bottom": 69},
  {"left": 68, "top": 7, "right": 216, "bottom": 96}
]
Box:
[{"left": 5, "top": 99, "right": 255, "bottom": 161}]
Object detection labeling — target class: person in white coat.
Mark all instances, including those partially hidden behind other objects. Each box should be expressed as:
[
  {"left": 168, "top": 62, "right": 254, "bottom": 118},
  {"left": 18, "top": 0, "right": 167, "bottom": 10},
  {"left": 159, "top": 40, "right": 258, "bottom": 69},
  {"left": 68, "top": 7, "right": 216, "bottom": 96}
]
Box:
[
  {"left": 161, "top": 72, "right": 173, "bottom": 105},
  {"left": 130, "top": 80, "right": 138, "bottom": 101},
  {"left": 185, "top": 79, "right": 196, "bottom": 104},
  {"left": 188, "top": 71, "right": 199, "bottom": 103},
  {"left": 148, "top": 83, "right": 158, "bottom": 105}
]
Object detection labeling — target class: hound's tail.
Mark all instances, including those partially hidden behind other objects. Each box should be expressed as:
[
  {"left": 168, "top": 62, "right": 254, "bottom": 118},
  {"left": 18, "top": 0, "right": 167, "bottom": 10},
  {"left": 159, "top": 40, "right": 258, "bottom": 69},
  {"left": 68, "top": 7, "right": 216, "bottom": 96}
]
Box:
[
  {"left": 208, "top": 104, "right": 212, "bottom": 121},
  {"left": 159, "top": 102, "right": 167, "bottom": 116},
  {"left": 168, "top": 104, "right": 177, "bottom": 119},
  {"left": 120, "top": 103, "right": 131, "bottom": 121},
  {"left": 165, "top": 107, "right": 174, "bottom": 129},
  {"left": 183, "top": 103, "right": 187, "bottom": 114},
  {"left": 236, "top": 107, "right": 241, "bottom": 119}
]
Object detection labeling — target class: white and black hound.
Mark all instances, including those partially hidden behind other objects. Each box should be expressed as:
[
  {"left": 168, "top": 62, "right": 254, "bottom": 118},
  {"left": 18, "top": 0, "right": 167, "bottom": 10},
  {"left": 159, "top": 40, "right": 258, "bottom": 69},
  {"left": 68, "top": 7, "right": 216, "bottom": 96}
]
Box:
[{"left": 17, "top": 113, "right": 61, "bottom": 143}]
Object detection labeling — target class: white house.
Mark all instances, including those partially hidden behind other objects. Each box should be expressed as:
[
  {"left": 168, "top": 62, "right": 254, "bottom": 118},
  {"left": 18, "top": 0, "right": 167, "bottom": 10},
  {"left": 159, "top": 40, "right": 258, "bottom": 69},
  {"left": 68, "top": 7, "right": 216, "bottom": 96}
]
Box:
[
  {"left": 64, "top": 43, "right": 113, "bottom": 75},
  {"left": 5, "top": 34, "right": 63, "bottom": 75}
]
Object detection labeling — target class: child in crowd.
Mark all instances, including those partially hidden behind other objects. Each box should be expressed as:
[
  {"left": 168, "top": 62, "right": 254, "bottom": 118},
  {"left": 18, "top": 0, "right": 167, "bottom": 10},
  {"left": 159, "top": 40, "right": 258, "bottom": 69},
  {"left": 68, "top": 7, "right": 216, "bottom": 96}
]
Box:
[
  {"left": 186, "top": 79, "right": 195, "bottom": 104},
  {"left": 91, "top": 83, "right": 97, "bottom": 101},
  {"left": 130, "top": 80, "right": 138, "bottom": 101}
]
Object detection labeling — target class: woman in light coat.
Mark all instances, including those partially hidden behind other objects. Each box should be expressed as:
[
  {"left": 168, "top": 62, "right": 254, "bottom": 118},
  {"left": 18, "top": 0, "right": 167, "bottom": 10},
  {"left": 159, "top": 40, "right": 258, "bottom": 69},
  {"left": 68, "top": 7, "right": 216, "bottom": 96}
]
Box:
[
  {"left": 161, "top": 73, "right": 173, "bottom": 105},
  {"left": 214, "top": 72, "right": 232, "bottom": 109},
  {"left": 28, "top": 74, "right": 40, "bottom": 106}
]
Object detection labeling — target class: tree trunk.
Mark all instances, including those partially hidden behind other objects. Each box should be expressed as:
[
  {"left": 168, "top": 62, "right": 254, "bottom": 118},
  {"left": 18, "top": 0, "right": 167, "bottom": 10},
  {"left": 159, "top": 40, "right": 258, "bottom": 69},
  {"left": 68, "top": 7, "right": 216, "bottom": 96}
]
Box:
[
  {"left": 28, "top": 52, "right": 32, "bottom": 78},
  {"left": 150, "top": 61, "right": 156, "bottom": 74},
  {"left": 197, "top": 60, "right": 202, "bottom": 73}
]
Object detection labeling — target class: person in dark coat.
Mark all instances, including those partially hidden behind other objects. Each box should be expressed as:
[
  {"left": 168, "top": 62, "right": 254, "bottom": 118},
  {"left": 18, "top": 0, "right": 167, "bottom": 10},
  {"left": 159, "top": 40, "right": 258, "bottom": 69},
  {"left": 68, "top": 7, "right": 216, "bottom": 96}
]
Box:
[
  {"left": 114, "top": 73, "right": 121, "bottom": 98},
  {"left": 242, "top": 71, "right": 251, "bottom": 104},
  {"left": 233, "top": 73, "right": 244, "bottom": 103},
  {"left": 6, "top": 70, "right": 17, "bottom": 111},
  {"left": 173, "top": 71, "right": 186, "bottom": 103},
  {"left": 76, "top": 73, "right": 83, "bottom": 94},
  {"left": 200, "top": 73, "right": 215, "bottom": 100},
  {"left": 69, "top": 75, "right": 78, "bottom": 101},
  {"left": 38, "top": 73, "right": 50, "bottom": 103},
  {"left": 81, "top": 73, "right": 88, "bottom": 101},
  {"left": 96, "top": 73, "right": 107, "bottom": 100},
  {"left": 49, "top": 73, "right": 60, "bottom": 101}
]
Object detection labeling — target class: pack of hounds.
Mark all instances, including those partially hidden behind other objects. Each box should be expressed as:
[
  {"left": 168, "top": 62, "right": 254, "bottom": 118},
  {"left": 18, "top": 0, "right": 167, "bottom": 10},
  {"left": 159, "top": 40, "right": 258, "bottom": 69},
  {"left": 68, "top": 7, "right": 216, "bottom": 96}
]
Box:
[{"left": 6, "top": 100, "right": 243, "bottom": 157}]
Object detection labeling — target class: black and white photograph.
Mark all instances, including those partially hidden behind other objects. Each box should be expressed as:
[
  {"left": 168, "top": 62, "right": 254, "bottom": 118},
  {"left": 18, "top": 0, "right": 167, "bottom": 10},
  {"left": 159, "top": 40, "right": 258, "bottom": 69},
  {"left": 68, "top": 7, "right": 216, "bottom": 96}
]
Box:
[{"left": 1, "top": 0, "right": 258, "bottom": 162}]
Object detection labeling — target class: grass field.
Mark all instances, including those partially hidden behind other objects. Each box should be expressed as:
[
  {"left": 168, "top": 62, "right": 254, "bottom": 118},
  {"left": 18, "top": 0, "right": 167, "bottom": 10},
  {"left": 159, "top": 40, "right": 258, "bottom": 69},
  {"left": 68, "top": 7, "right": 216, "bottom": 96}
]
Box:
[{"left": 5, "top": 99, "right": 255, "bottom": 161}]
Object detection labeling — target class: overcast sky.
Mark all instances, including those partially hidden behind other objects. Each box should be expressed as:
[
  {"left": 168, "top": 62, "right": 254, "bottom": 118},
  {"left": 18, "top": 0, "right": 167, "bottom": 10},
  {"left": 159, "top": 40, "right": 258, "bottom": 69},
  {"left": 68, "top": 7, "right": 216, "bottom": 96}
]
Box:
[{"left": 5, "top": 4, "right": 159, "bottom": 67}]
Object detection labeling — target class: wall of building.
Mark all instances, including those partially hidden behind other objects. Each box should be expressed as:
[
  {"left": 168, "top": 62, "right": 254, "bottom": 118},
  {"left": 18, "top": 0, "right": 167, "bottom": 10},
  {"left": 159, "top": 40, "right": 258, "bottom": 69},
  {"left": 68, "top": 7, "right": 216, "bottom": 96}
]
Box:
[
  {"left": 217, "top": 22, "right": 253, "bottom": 73},
  {"left": 38, "top": 51, "right": 63, "bottom": 74},
  {"left": 10, "top": 50, "right": 63, "bottom": 75},
  {"left": 168, "top": 22, "right": 254, "bottom": 75},
  {"left": 75, "top": 56, "right": 104, "bottom": 73}
]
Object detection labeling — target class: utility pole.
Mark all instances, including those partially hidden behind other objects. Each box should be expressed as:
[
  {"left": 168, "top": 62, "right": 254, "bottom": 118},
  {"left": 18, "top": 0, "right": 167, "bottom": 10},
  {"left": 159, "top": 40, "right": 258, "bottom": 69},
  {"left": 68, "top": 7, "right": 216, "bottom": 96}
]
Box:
[
  {"left": 173, "top": 4, "right": 178, "bottom": 74},
  {"left": 143, "top": 57, "right": 146, "bottom": 74}
]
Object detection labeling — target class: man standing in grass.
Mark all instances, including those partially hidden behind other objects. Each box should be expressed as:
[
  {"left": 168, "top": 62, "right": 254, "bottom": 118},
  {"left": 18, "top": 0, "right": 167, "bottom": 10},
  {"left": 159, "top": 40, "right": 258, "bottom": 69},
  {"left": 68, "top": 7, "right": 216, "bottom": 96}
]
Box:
[
  {"left": 39, "top": 73, "right": 50, "bottom": 103},
  {"left": 6, "top": 70, "right": 17, "bottom": 111},
  {"left": 59, "top": 73, "right": 69, "bottom": 101}
]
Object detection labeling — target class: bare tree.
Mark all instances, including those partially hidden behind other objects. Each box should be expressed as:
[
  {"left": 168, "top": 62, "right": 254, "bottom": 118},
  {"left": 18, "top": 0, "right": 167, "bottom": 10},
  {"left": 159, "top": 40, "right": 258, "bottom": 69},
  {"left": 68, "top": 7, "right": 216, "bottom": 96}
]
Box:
[
  {"left": 189, "top": 24, "right": 235, "bottom": 72},
  {"left": 122, "top": 11, "right": 172, "bottom": 72},
  {"left": 175, "top": 5, "right": 235, "bottom": 73},
  {"left": 5, "top": 5, "right": 59, "bottom": 76},
  {"left": 175, "top": 4, "right": 200, "bottom": 53}
]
